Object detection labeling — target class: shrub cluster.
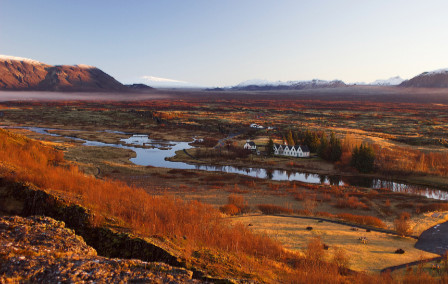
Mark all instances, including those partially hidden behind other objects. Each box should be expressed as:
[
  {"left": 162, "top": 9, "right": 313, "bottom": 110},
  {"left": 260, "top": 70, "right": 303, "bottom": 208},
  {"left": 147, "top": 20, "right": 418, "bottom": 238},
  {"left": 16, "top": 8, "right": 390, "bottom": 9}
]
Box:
[{"left": 257, "top": 204, "right": 293, "bottom": 215}]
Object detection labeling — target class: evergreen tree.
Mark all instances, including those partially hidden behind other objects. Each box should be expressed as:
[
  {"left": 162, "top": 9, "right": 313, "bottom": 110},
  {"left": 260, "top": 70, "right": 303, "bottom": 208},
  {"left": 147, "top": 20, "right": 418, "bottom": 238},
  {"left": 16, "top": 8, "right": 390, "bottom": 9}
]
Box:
[
  {"left": 309, "top": 132, "right": 320, "bottom": 152},
  {"left": 318, "top": 132, "right": 329, "bottom": 159},
  {"left": 303, "top": 130, "right": 311, "bottom": 148},
  {"left": 351, "top": 144, "right": 375, "bottom": 173},
  {"left": 266, "top": 137, "right": 275, "bottom": 156},
  {"left": 287, "top": 130, "right": 295, "bottom": 146},
  {"left": 329, "top": 132, "right": 342, "bottom": 162},
  {"left": 293, "top": 131, "right": 299, "bottom": 145}
]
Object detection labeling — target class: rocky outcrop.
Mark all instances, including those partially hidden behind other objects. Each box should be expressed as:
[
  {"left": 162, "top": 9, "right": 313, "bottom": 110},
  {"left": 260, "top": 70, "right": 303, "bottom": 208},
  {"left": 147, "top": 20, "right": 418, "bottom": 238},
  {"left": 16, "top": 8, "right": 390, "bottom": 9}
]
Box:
[
  {"left": 0, "top": 216, "right": 197, "bottom": 283},
  {"left": 6, "top": 180, "right": 184, "bottom": 267},
  {"left": 2, "top": 180, "right": 238, "bottom": 283}
]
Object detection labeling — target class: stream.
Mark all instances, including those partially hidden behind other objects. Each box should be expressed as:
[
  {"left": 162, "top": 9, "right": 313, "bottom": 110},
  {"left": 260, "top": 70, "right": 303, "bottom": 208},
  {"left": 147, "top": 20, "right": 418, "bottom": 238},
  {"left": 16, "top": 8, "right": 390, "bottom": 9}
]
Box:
[{"left": 9, "top": 126, "right": 448, "bottom": 201}]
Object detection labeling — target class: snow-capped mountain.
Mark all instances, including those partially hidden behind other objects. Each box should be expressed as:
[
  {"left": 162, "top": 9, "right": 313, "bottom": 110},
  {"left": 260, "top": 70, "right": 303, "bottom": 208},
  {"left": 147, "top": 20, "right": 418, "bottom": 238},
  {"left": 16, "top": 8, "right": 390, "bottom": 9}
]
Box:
[
  {"left": 400, "top": 68, "right": 448, "bottom": 88},
  {"left": 232, "top": 79, "right": 346, "bottom": 90},
  {"left": 370, "top": 76, "right": 404, "bottom": 86},
  {"left": 236, "top": 79, "right": 290, "bottom": 87},
  {"left": 0, "top": 55, "right": 47, "bottom": 66},
  {"left": 420, "top": 68, "right": 448, "bottom": 76}
]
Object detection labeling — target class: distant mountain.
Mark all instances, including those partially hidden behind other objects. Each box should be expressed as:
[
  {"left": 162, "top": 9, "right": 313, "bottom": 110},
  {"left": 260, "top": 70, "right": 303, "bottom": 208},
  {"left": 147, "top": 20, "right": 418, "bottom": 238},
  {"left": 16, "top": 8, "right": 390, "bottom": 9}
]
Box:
[
  {"left": 125, "top": 83, "right": 154, "bottom": 90},
  {"left": 231, "top": 79, "right": 346, "bottom": 91},
  {"left": 400, "top": 68, "right": 448, "bottom": 88},
  {"left": 0, "top": 55, "right": 146, "bottom": 92},
  {"left": 370, "top": 76, "right": 404, "bottom": 86}
]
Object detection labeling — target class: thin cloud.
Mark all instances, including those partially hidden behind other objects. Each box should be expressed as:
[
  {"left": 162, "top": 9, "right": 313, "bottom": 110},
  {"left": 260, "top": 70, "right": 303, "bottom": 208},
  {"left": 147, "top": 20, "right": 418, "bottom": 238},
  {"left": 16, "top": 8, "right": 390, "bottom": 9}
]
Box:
[{"left": 141, "top": 75, "right": 187, "bottom": 83}]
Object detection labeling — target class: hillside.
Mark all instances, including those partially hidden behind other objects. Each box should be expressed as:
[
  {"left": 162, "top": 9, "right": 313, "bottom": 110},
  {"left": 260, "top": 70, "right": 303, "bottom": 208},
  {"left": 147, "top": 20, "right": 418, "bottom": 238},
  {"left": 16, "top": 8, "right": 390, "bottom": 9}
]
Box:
[
  {"left": 0, "top": 55, "right": 130, "bottom": 92},
  {"left": 400, "top": 68, "right": 448, "bottom": 88}
]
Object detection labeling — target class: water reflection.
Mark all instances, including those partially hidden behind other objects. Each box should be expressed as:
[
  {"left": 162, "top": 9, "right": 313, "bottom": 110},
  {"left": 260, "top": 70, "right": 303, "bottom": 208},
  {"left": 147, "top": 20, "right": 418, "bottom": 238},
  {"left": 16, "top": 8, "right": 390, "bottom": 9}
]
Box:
[{"left": 10, "top": 127, "right": 448, "bottom": 201}]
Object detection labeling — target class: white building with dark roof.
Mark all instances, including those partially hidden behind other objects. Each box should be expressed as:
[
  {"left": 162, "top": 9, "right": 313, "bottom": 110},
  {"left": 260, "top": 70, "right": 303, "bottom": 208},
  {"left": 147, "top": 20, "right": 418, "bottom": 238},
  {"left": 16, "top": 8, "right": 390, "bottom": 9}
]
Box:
[{"left": 273, "top": 143, "right": 310, "bottom": 158}]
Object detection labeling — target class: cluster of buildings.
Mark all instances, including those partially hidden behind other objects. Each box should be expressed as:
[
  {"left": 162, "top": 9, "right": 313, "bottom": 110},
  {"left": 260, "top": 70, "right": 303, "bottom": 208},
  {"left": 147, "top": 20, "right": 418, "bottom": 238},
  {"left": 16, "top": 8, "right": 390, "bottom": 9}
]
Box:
[
  {"left": 243, "top": 140, "right": 310, "bottom": 158},
  {"left": 273, "top": 143, "right": 310, "bottom": 158}
]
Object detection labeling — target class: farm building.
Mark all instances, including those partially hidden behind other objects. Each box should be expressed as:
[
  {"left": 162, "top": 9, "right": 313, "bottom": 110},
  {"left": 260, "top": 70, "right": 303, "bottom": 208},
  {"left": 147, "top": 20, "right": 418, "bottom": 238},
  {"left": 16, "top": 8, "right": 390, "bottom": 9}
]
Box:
[
  {"left": 273, "top": 143, "right": 310, "bottom": 158},
  {"left": 243, "top": 140, "right": 257, "bottom": 150}
]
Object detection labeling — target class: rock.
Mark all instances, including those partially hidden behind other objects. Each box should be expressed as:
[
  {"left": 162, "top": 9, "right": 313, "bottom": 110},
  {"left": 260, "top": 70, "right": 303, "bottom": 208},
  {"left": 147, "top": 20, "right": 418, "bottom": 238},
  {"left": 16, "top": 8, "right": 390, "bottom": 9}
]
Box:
[
  {"left": 0, "top": 216, "right": 198, "bottom": 283},
  {"left": 395, "top": 249, "right": 405, "bottom": 254},
  {"left": 306, "top": 226, "right": 313, "bottom": 231}
]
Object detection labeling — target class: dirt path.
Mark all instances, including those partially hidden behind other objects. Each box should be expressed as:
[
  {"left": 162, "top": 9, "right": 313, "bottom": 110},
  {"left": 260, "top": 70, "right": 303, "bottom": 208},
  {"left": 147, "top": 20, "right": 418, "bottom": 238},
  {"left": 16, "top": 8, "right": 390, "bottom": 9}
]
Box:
[{"left": 272, "top": 214, "right": 419, "bottom": 239}]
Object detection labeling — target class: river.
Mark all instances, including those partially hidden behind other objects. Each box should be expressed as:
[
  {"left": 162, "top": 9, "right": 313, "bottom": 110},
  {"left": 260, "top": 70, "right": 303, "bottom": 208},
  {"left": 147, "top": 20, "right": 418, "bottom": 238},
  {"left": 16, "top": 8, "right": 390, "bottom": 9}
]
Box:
[{"left": 9, "top": 126, "right": 448, "bottom": 201}]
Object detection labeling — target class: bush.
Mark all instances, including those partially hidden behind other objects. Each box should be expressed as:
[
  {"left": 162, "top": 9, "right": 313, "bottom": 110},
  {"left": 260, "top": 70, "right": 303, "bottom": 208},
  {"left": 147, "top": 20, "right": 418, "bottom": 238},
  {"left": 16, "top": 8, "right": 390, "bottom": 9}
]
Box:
[
  {"left": 332, "top": 247, "right": 350, "bottom": 274},
  {"left": 335, "top": 195, "right": 368, "bottom": 210},
  {"left": 220, "top": 204, "right": 240, "bottom": 216},
  {"left": 417, "top": 203, "right": 448, "bottom": 213},
  {"left": 394, "top": 212, "right": 412, "bottom": 236},
  {"left": 257, "top": 204, "right": 293, "bottom": 215},
  {"left": 227, "top": 194, "right": 250, "bottom": 213},
  {"left": 306, "top": 237, "right": 325, "bottom": 264},
  {"left": 336, "top": 213, "right": 386, "bottom": 228}
]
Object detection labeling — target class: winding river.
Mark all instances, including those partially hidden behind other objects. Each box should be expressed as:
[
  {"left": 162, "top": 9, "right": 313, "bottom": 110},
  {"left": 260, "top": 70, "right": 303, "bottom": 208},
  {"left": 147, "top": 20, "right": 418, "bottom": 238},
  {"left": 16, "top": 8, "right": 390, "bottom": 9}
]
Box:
[{"left": 10, "top": 126, "right": 448, "bottom": 201}]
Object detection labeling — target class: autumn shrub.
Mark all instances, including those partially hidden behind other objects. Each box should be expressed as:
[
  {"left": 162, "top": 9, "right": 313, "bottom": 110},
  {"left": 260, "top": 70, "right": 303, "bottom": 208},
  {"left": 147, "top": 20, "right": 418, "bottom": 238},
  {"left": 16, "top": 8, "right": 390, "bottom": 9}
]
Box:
[
  {"left": 220, "top": 204, "right": 240, "bottom": 216},
  {"left": 417, "top": 203, "right": 448, "bottom": 213},
  {"left": 0, "top": 129, "right": 287, "bottom": 260},
  {"left": 257, "top": 204, "right": 293, "bottom": 215},
  {"left": 227, "top": 194, "right": 250, "bottom": 213},
  {"left": 394, "top": 212, "right": 413, "bottom": 236},
  {"left": 335, "top": 195, "right": 368, "bottom": 210},
  {"left": 336, "top": 213, "right": 386, "bottom": 228},
  {"left": 332, "top": 247, "right": 350, "bottom": 274},
  {"left": 305, "top": 237, "right": 326, "bottom": 264}
]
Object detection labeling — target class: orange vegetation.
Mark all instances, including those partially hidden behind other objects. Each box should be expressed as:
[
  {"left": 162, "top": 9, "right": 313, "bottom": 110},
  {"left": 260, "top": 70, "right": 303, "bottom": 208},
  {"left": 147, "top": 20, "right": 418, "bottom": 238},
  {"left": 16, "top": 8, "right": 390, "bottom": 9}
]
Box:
[
  {"left": 0, "top": 128, "right": 445, "bottom": 282},
  {"left": 0, "top": 129, "right": 283, "bottom": 260}
]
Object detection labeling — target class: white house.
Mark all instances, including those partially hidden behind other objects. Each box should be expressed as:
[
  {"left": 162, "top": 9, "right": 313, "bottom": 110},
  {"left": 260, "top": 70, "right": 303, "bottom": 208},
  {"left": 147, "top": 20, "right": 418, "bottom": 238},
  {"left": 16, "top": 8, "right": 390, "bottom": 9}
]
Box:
[
  {"left": 273, "top": 143, "right": 310, "bottom": 158},
  {"left": 273, "top": 143, "right": 283, "bottom": 155},
  {"left": 250, "top": 123, "right": 264, "bottom": 129},
  {"left": 243, "top": 140, "right": 257, "bottom": 150},
  {"left": 294, "top": 145, "right": 310, "bottom": 157}
]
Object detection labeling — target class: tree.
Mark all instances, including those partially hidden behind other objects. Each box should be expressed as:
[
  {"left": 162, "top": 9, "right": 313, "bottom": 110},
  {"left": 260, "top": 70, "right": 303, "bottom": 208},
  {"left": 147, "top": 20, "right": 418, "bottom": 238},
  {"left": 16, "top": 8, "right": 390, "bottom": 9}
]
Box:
[
  {"left": 309, "top": 132, "right": 320, "bottom": 153},
  {"left": 318, "top": 132, "right": 329, "bottom": 159},
  {"left": 266, "top": 137, "right": 274, "bottom": 156},
  {"left": 329, "top": 132, "right": 342, "bottom": 162},
  {"left": 286, "top": 130, "right": 295, "bottom": 146},
  {"left": 351, "top": 144, "right": 375, "bottom": 173}
]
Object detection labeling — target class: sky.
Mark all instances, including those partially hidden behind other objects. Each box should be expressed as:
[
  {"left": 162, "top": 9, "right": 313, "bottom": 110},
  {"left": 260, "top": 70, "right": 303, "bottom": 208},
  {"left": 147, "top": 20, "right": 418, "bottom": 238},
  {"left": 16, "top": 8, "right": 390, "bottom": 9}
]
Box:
[{"left": 1, "top": 0, "right": 448, "bottom": 87}]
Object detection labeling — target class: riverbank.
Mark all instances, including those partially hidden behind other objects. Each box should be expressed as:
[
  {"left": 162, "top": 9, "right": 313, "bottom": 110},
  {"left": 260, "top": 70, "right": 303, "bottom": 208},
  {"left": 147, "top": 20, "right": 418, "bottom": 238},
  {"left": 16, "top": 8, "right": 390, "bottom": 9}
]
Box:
[{"left": 169, "top": 147, "right": 448, "bottom": 193}]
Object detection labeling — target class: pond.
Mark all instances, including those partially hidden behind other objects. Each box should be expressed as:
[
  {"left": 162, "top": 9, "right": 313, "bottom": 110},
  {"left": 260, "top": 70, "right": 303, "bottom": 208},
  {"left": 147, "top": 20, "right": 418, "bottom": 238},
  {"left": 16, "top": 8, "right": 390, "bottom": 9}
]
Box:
[{"left": 9, "top": 126, "right": 448, "bottom": 200}]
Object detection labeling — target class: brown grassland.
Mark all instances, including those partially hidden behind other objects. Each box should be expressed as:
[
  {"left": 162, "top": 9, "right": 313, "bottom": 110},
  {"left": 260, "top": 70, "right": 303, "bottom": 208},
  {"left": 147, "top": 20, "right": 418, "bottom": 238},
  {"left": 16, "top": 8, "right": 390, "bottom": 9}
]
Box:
[{"left": 1, "top": 88, "right": 448, "bottom": 282}]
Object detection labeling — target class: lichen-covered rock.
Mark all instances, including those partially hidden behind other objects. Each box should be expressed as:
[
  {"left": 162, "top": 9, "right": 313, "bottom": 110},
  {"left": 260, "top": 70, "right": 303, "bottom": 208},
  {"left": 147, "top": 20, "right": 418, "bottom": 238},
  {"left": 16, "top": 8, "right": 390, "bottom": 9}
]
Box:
[{"left": 0, "top": 216, "right": 197, "bottom": 283}]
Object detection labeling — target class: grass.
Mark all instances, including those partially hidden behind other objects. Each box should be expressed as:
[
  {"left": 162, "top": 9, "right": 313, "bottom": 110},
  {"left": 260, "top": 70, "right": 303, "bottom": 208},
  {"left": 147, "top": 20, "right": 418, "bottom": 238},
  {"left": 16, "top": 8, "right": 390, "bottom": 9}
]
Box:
[{"left": 230, "top": 214, "right": 439, "bottom": 273}]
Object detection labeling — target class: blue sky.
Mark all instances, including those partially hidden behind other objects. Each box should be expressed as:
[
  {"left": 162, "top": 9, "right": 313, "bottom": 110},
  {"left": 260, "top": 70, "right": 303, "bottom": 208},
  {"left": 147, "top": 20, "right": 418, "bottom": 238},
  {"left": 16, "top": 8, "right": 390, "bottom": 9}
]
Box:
[{"left": 1, "top": 0, "right": 448, "bottom": 87}]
